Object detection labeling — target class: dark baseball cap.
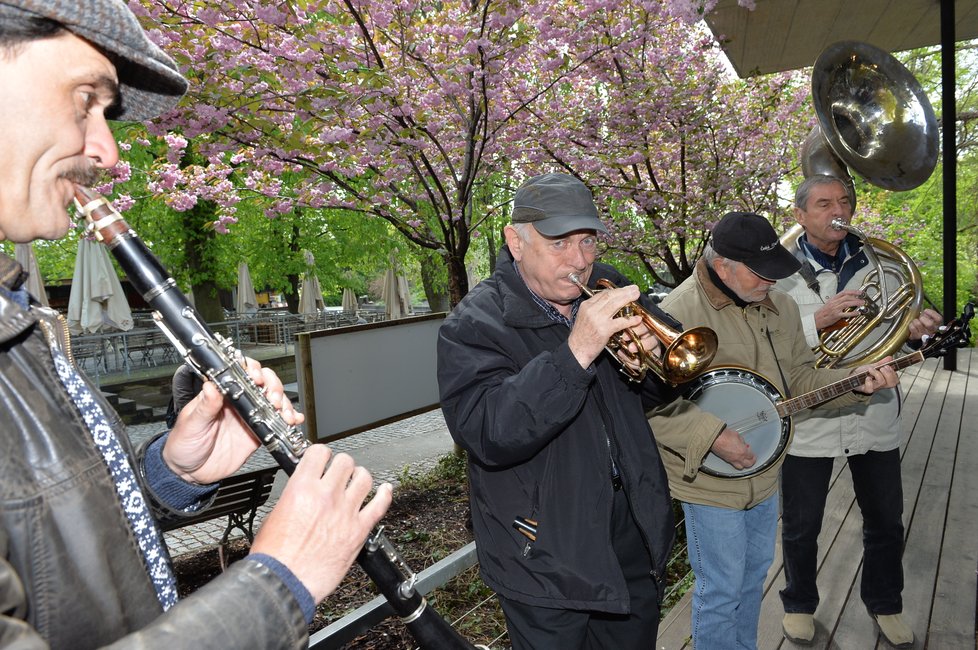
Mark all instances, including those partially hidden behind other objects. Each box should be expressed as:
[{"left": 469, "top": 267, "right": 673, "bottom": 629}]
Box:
[
  {"left": 512, "top": 173, "right": 608, "bottom": 237},
  {"left": 711, "top": 212, "right": 801, "bottom": 280},
  {"left": 0, "top": 0, "right": 188, "bottom": 121}
]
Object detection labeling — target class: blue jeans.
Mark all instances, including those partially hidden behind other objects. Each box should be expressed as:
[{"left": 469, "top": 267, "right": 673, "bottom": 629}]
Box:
[{"left": 683, "top": 493, "right": 779, "bottom": 650}]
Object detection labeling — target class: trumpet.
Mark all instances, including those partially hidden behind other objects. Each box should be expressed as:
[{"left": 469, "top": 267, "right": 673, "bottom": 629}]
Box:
[{"left": 569, "top": 274, "right": 718, "bottom": 384}]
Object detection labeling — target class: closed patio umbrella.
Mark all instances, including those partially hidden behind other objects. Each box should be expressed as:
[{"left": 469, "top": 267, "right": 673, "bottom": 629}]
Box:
[
  {"left": 341, "top": 287, "right": 357, "bottom": 313},
  {"left": 397, "top": 275, "right": 413, "bottom": 316},
  {"left": 236, "top": 262, "right": 258, "bottom": 315},
  {"left": 298, "top": 250, "right": 324, "bottom": 315},
  {"left": 67, "top": 238, "right": 133, "bottom": 334},
  {"left": 382, "top": 268, "right": 405, "bottom": 320},
  {"left": 14, "top": 242, "right": 49, "bottom": 307}
]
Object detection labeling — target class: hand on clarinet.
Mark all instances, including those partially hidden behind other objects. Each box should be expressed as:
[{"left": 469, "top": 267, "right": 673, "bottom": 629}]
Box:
[
  {"left": 162, "top": 357, "right": 303, "bottom": 485},
  {"left": 251, "top": 446, "right": 393, "bottom": 603},
  {"left": 710, "top": 427, "right": 756, "bottom": 470}
]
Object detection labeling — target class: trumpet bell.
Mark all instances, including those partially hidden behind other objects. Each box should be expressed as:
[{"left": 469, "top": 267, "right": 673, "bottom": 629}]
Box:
[
  {"left": 572, "top": 275, "right": 718, "bottom": 384},
  {"left": 662, "top": 327, "right": 720, "bottom": 383}
]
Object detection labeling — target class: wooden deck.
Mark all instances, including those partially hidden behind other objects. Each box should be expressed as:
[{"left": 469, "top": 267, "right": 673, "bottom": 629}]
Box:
[{"left": 657, "top": 348, "right": 978, "bottom": 649}]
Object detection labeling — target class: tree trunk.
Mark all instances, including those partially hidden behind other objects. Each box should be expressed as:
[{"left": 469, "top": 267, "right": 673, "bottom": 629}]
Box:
[
  {"left": 445, "top": 250, "right": 469, "bottom": 308},
  {"left": 419, "top": 250, "right": 451, "bottom": 313},
  {"left": 183, "top": 200, "right": 226, "bottom": 328},
  {"left": 284, "top": 221, "right": 301, "bottom": 312}
]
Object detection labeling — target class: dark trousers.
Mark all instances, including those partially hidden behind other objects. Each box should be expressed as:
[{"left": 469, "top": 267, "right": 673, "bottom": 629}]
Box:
[
  {"left": 498, "top": 489, "right": 660, "bottom": 650},
  {"left": 780, "top": 449, "right": 905, "bottom": 615}
]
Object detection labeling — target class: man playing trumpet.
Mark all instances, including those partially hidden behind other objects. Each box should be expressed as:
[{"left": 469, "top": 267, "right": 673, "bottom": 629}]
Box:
[
  {"left": 776, "top": 174, "right": 942, "bottom": 647},
  {"left": 437, "top": 172, "right": 679, "bottom": 649}
]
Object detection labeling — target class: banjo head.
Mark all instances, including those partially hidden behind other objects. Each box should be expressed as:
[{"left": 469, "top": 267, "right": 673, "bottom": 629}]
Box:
[{"left": 684, "top": 367, "right": 792, "bottom": 479}]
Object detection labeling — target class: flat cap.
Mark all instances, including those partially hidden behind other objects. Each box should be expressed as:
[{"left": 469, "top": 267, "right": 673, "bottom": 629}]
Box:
[
  {"left": 512, "top": 173, "right": 608, "bottom": 237},
  {"left": 0, "top": 0, "right": 188, "bottom": 121}
]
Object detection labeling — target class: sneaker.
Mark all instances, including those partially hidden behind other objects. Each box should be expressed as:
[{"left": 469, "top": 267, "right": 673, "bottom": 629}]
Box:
[
  {"left": 873, "top": 613, "right": 914, "bottom": 648},
  {"left": 782, "top": 613, "right": 815, "bottom": 645}
]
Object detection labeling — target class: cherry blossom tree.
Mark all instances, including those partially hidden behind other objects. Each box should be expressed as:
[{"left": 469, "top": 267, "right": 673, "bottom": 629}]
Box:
[
  {"left": 134, "top": 0, "right": 551, "bottom": 305},
  {"left": 513, "top": 1, "right": 811, "bottom": 287},
  {"left": 129, "top": 0, "right": 809, "bottom": 306}
]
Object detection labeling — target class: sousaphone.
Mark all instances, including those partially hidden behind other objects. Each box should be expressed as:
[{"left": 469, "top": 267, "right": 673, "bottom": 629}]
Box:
[{"left": 782, "top": 41, "right": 938, "bottom": 368}]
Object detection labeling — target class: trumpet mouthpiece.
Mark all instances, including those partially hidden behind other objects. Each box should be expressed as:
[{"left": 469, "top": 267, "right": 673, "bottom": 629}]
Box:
[{"left": 568, "top": 273, "right": 582, "bottom": 284}]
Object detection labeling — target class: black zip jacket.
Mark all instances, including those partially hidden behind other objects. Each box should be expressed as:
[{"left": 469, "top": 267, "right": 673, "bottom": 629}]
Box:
[{"left": 437, "top": 247, "right": 677, "bottom": 612}]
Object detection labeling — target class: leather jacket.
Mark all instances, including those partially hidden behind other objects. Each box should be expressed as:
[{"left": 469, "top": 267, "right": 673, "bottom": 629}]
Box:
[{"left": 0, "top": 254, "right": 307, "bottom": 650}]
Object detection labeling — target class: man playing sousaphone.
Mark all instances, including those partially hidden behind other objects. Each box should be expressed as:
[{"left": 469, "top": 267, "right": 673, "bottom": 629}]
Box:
[
  {"left": 647, "top": 211, "right": 899, "bottom": 650},
  {"left": 776, "top": 174, "right": 942, "bottom": 647}
]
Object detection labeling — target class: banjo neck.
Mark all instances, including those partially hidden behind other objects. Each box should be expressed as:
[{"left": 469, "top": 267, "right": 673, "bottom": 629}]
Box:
[
  {"left": 775, "top": 351, "right": 924, "bottom": 418},
  {"left": 691, "top": 307, "right": 972, "bottom": 479}
]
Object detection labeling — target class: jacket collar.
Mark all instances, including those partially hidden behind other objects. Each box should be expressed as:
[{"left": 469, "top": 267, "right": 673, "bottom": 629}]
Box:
[
  {"left": 495, "top": 246, "right": 566, "bottom": 329},
  {"left": 694, "top": 257, "right": 779, "bottom": 315},
  {"left": 0, "top": 252, "right": 40, "bottom": 344},
  {"left": 798, "top": 232, "right": 869, "bottom": 291}
]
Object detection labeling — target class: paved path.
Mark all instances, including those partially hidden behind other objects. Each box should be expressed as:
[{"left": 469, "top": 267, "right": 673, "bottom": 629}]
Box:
[{"left": 127, "top": 410, "right": 457, "bottom": 557}]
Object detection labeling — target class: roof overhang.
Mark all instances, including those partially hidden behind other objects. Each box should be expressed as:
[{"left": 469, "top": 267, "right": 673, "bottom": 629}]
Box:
[{"left": 702, "top": 0, "right": 978, "bottom": 77}]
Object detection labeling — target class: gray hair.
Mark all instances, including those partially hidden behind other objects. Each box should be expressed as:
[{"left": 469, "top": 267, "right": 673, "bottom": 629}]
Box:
[
  {"left": 702, "top": 244, "right": 736, "bottom": 272},
  {"left": 794, "top": 175, "right": 848, "bottom": 210},
  {"left": 511, "top": 222, "right": 534, "bottom": 243}
]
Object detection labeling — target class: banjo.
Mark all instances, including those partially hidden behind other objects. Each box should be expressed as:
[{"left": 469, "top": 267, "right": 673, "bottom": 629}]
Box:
[{"left": 687, "top": 303, "right": 973, "bottom": 479}]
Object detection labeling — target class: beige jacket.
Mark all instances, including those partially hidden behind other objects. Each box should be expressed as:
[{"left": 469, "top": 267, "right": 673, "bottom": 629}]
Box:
[{"left": 649, "top": 260, "right": 864, "bottom": 509}]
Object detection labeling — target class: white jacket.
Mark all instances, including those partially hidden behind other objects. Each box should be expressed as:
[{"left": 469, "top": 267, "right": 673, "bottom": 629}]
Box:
[{"left": 775, "top": 239, "right": 905, "bottom": 457}]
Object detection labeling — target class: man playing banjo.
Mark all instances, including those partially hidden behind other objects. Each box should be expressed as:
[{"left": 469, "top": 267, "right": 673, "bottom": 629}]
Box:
[{"left": 647, "top": 211, "right": 898, "bottom": 650}]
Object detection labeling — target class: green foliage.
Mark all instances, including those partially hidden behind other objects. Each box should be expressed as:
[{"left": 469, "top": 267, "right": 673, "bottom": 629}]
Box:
[
  {"left": 3, "top": 236, "right": 80, "bottom": 284},
  {"left": 849, "top": 162, "right": 978, "bottom": 316},
  {"left": 398, "top": 450, "right": 468, "bottom": 491}
]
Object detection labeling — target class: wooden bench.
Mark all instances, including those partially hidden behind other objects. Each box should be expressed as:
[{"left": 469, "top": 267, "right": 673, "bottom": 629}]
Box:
[{"left": 161, "top": 467, "right": 278, "bottom": 566}]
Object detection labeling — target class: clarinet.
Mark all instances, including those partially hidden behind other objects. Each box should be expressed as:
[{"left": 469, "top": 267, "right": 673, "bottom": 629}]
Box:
[{"left": 73, "top": 186, "right": 482, "bottom": 650}]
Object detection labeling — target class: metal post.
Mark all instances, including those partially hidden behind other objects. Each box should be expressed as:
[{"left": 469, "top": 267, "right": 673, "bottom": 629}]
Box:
[{"left": 941, "top": 0, "right": 958, "bottom": 371}]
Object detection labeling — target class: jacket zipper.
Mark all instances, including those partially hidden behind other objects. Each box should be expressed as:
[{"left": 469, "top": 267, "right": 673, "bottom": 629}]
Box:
[
  {"left": 593, "top": 381, "right": 661, "bottom": 586},
  {"left": 36, "top": 311, "right": 75, "bottom": 366}
]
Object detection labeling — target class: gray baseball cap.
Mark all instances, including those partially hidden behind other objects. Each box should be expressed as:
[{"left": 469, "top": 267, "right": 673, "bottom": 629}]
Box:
[
  {"left": 512, "top": 173, "right": 608, "bottom": 237},
  {"left": 0, "top": 0, "right": 188, "bottom": 121}
]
